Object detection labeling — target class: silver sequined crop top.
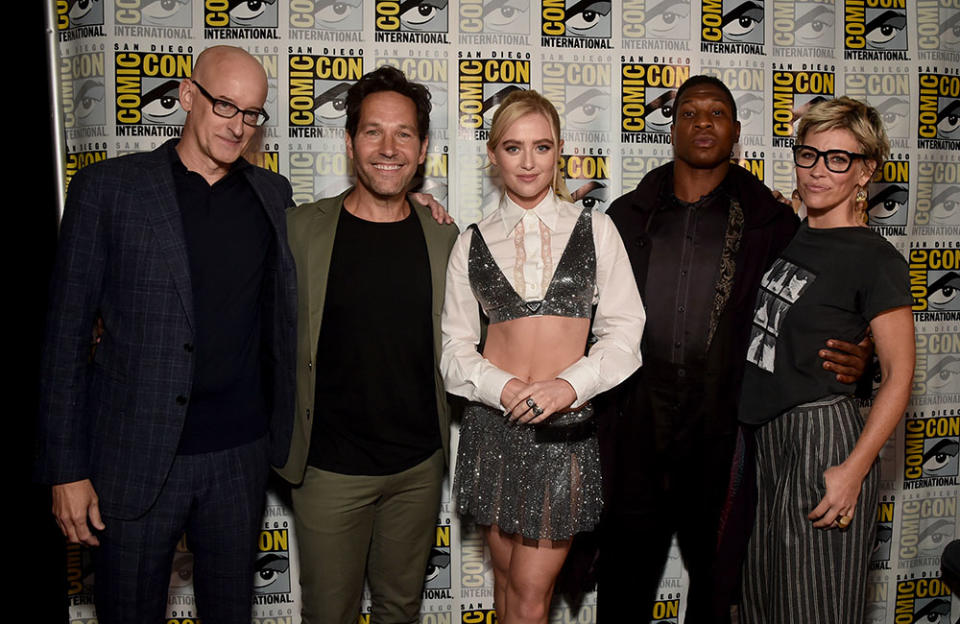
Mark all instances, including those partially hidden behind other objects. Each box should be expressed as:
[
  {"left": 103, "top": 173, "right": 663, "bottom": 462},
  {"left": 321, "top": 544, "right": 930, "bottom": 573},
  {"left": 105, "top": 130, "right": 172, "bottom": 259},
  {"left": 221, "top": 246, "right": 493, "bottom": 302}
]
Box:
[{"left": 467, "top": 206, "right": 597, "bottom": 324}]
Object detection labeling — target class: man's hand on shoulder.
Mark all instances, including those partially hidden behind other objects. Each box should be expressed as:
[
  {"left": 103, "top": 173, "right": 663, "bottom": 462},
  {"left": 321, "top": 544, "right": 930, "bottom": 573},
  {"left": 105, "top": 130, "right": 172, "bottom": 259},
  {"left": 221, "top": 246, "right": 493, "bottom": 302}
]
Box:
[
  {"left": 410, "top": 192, "right": 454, "bottom": 224},
  {"left": 52, "top": 479, "right": 105, "bottom": 546}
]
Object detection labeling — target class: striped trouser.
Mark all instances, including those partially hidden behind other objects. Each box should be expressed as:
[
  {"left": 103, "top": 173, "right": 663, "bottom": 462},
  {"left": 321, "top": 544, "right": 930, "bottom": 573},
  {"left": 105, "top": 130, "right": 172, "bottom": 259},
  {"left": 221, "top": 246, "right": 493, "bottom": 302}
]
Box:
[{"left": 741, "top": 395, "right": 878, "bottom": 624}]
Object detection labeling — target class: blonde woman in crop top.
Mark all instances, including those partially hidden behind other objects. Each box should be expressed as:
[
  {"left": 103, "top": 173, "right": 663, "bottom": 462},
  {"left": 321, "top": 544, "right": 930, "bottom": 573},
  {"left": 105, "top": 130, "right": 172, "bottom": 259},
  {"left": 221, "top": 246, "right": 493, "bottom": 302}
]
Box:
[{"left": 440, "top": 90, "right": 645, "bottom": 624}]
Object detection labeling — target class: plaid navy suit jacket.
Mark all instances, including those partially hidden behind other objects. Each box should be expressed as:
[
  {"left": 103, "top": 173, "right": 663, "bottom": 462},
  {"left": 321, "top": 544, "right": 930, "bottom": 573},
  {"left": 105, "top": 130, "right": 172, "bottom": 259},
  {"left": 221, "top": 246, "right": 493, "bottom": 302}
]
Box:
[{"left": 36, "top": 140, "right": 296, "bottom": 519}]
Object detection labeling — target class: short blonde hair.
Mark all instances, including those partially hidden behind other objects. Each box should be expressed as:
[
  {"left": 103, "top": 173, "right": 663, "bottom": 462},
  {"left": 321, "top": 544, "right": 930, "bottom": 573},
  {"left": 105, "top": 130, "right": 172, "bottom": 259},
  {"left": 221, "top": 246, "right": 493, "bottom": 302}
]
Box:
[
  {"left": 486, "top": 90, "right": 572, "bottom": 202},
  {"left": 796, "top": 96, "right": 890, "bottom": 170}
]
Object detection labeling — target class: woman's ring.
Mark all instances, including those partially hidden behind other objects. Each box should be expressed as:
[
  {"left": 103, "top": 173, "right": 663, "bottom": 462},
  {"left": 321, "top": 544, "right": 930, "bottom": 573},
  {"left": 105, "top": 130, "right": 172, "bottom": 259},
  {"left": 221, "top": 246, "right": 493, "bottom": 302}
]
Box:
[{"left": 837, "top": 515, "right": 851, "bottom": 529}]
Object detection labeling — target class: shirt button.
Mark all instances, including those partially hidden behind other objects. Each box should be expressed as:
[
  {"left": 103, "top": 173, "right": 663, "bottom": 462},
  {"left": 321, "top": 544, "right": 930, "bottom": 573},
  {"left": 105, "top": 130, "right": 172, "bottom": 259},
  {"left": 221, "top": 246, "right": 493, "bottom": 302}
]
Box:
[
  {"left": 674, "top": 341, "right": 681, "bottom": 348},
  {"left": 680, "top": 270, "right": 687, "bottom": 277},
  {"left": 677, "top": 368, "right": 687, "bottom": 378},
  {"left": 183, "top": 343, "right": 194, "bottom": 353},
  {"left": 176, "top": 395, "right": 188, "bottom": 406},
  {"left": 308, "top": 360, "right": 313, "bottom": 370},
  {"left": 678, "top": 305, "right": 685, "bottom": 313}
]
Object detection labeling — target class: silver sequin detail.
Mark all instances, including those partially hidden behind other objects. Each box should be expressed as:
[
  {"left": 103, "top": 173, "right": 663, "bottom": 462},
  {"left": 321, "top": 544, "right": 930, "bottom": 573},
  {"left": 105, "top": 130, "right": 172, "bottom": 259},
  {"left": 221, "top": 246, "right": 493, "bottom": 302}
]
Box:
[
  {"left": 468, "top": 207, "right": 596, "bottom": 324},
  {"left": 453, "top": 402, "right": 602, "bottom": 541}
]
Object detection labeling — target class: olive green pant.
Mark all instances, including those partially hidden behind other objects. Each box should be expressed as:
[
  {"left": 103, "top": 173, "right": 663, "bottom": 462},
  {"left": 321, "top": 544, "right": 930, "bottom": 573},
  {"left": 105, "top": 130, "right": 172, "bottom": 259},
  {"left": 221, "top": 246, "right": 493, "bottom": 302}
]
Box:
[{"left": 292, "top": 450, "right": 444, "bottom": 624}]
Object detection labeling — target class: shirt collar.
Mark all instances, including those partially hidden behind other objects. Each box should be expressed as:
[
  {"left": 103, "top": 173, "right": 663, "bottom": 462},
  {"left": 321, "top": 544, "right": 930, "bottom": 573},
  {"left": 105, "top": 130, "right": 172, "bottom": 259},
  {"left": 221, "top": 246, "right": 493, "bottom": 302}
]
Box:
[{"left": 498, "top": 188, "right": 560, "bottom": 235}]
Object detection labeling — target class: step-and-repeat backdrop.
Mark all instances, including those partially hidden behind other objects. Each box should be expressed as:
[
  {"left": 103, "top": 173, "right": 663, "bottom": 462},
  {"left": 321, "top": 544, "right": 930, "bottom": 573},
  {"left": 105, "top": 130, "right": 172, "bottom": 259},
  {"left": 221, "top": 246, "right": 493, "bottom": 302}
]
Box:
[{"left": 53, "top": 1, "right": 959, "bottom": 622}]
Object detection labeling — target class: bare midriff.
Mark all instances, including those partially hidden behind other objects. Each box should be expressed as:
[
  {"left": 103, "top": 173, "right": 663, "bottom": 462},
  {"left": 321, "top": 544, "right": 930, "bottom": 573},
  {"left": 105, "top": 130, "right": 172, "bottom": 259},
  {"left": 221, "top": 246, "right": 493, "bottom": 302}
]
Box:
[{"left": 483, "top": 315, "right": 590, "bottom": 383}]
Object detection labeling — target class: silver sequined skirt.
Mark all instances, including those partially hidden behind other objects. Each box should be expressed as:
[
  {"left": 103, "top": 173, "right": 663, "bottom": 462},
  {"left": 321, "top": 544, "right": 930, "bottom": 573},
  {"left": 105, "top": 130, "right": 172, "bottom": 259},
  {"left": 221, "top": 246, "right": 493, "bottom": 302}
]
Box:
[{"left": 453, "top": 402, "right": 602, "bottom": 541}]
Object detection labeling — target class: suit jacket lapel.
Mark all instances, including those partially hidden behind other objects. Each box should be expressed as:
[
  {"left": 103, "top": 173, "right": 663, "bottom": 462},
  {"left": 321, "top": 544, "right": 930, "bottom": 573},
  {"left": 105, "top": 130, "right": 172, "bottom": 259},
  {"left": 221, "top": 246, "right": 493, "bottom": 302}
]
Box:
[
  {"left": 306, "top": 191, "right": 346, "bottom": 358},
  {"left": 144, "top": 144, "right": 195, "bottom": 330},
  {"left": 412, "top": 200, "right": 447, "bottom": 318}
]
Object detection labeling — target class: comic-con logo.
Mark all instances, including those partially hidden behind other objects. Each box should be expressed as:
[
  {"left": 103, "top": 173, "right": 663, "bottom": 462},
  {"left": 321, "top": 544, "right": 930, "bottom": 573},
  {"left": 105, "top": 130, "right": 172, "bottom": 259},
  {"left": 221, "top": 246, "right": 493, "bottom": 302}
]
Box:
[
  {"left": 772, "top": 0, "right": 835, "bottom": 50},
  {"left": 918, "top": 72, "right": 960, "bottom": 150},
  {"left": 542, "top": 59, "right": 611, "bottom": 137},
  {"left": 254, "top": 527, "right": 290, "bottom": 596},
  {"left": 250, "top": 53, "right": 279, "bottom": 131},
  {"left": 458, "top": 55, "right": 531, "bottom": 136},
  {"left": 413, "top": 151, "right": 449, "bottom": 207},
  {"left": 909, "top": 249, "right": 960, "bottom": 321},
  {"left": 462, "top": 607, "right": 497, "bottom": 623},
  {"left": 288, "top": 145, "right": 353, "bottom": 204},
  {"left": 115, "top": 51, "right": 192, "bottom": 131},
  {"left": 621, "top": 61, "right": 690, "bottom": 144},
  {"left": 376, "top": 56, "right": 449, "bottom": 137},
  {"left": 904, "top": 416, "right": 960, "bottom": 485},
  {"left": 65, "top": 149, "right": 108, "bottom": 192},
  {"left": 735, "top": 155, "right": 764, "bottom": 182},
  {"left": 867, "top": 157, "right": 909, "bottom": 235},
  {"left": 250, "top": 143, "right": 281, "bottom": 173},
  {"left": 844, "top": 70, "right": 911, "bottom": 142},
  {"left": 917, "top": 0, "right": 960, "bottom": 57},
  {"left": 541, "top": 0, "right": 614, "bottom": 47},
  {"left": 914, "top": 161, "right": 960, "bottom": 234},
  {"left": 66, "top": 543, "right": 95, "bottom": 605},
  {"left": 870, "top": 498, "right": 895, "bottom": 568},
  {"left": 898, "top": 494, "right": 958, "bottom": 569},
  {"left": 622, "top": 0, "right": 692, "bottom": 44},
  {"left": 770, "top": 67, "right": 835, "bottom": 147},
  {"left": 914, "top": 330, "right": 960, "bottom": 400},
  {"left": 701, "top": 0, "right": 765, "bottom": 53},
  {"left": 288, "top": 54, "right": 363, "bottom": 136},
  {"left": 650, "top": 595, "right": 680, "bottom": 623},
  {"left": 564, "top": 153, "right": 610, "bottom": 211},
  {"left": 459, "top": 0, "right": 532, "bottom": 36},
  {"left": 290, "top": 0, "right": 364, "bottom": 32},
  {"left": 895, "top": 577, "right": 953, "bottom": 624},
  {"left": 843, "top": 0, "right": 909, "bottom": 60},
  {"left": 621, "top": 148, "right": 673, "bottom": 193},
  {"left": 57, "top": 0, "right": 106, "bottom": 37},
  {"left": 424, "top": 523, "right": 452, "bottom": 595},
  {"left": 62, "top": 52, "right": 105, "bottom": 130},
  {"left": 702, "top": 64, "right": 764, "bottom": 141},
  {"left": 115, "top": 0, "right": 193, "bottom": 28},
  {"left": 375, "top": 0, "right": 450, "bottom": 43}
]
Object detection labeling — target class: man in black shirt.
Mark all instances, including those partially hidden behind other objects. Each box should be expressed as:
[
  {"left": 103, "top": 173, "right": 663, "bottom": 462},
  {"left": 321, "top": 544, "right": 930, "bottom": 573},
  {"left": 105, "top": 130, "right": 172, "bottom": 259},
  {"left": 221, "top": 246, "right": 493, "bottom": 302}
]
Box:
[
  {"left": 277, "top": 67, "right": 458, "bottom": 624},
  {"left": 598, "top": 75, "right": 870, "bottom": 623},
  {"left": 38, "top": 46, "right": 296, "bottom": 623}
]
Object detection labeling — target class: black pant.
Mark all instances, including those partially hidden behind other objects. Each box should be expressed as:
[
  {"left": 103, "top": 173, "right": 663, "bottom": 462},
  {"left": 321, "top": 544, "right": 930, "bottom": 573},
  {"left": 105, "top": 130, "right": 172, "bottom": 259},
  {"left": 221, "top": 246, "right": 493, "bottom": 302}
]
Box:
[{"left": 597, "top": 364, "right": 737, "bottom": 624}]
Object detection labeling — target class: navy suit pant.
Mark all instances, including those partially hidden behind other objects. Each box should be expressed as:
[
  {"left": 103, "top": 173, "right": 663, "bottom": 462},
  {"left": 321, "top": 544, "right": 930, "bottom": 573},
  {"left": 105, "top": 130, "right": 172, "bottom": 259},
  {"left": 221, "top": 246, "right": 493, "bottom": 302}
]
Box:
[{"left": 93, "top": 437, "right": 269, "bottom": 624}]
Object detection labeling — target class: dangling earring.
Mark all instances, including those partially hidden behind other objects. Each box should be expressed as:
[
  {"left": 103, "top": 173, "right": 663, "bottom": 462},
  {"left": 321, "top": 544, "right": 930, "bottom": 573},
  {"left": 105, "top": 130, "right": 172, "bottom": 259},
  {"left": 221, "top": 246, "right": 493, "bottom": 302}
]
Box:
[{"left": 855, "top": 187, "right": 868, "bottom": 224}]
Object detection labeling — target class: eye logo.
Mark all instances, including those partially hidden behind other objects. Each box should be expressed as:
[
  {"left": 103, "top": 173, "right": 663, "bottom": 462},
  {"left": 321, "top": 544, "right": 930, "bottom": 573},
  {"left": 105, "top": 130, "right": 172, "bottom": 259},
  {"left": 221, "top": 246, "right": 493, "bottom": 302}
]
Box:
[
  {"left": 541, "top": 0, "right": 613, "bottom": 41},
  {"left": 205, "top": 0, "right": 279, "bottom": 28},
  {"left": 844, "top": 0, "right": 909, "bottom": 59},
  {"left": 58, "top": 0, "right": 105, "bottom": 30},
  {"left": 114, "top": 52, "right": 193, "bottom": 128},
  {"left": 376, "top": 0, "right": 449, "bottom": 32},
  {"left": 701, "top": 0, "right": 764, "bottom": 51}
]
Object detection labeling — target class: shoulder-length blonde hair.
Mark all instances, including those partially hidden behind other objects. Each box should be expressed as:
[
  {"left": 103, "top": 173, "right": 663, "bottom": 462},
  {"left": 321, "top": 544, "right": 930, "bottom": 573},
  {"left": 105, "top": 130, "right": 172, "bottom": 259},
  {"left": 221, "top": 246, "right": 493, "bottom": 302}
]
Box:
[{"left": 486, "top": 90, "right": 572, "bottom": 202}]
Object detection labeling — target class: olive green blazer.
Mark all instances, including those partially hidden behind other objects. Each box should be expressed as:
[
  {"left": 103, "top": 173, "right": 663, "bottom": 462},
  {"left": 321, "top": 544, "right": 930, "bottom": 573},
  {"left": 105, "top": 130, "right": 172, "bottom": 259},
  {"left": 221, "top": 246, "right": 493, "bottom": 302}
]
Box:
[{"left": 277, "top": 188, "right": 459, "bottom": 484}]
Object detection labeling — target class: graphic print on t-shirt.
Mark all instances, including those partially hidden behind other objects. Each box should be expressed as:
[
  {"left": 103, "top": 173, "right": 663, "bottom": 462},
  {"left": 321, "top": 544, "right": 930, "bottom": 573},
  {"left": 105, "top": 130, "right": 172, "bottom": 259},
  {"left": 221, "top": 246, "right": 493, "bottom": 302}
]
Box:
[{"left": 747, "top": 257, "right": 817, "bottom": 372}]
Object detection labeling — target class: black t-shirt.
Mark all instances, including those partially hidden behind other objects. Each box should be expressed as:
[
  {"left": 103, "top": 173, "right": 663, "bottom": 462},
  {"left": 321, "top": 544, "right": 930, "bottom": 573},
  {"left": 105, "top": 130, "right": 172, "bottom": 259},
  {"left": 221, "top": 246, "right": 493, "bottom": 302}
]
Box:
[
  {"left": 308, "top": 207, "right": 441, "bottom": 475},
  {"left": 739, "top": 221, "right": 911, "bottom": 425}
]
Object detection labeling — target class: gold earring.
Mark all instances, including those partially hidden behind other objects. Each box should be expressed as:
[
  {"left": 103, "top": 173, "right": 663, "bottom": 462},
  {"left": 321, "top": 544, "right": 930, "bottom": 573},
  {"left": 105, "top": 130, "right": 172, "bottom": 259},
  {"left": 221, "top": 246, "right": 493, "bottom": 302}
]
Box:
[{"left": 855, "top": 187, "right": 868, "bottom": 224}]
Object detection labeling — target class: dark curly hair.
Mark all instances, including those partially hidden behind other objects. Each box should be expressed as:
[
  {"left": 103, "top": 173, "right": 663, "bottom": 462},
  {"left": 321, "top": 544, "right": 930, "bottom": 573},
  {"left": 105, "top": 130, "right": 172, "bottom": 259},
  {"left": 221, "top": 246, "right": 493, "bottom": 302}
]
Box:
[{"left": 345, "top": 65, "right": 432, "bottom": 140}]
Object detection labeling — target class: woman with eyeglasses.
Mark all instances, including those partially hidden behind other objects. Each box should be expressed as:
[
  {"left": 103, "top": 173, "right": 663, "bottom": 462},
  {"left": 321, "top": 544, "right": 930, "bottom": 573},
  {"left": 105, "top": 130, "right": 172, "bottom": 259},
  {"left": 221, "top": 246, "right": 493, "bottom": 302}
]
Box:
[{"left": 738, "top": 97, "right": 915, "bottom": 624}]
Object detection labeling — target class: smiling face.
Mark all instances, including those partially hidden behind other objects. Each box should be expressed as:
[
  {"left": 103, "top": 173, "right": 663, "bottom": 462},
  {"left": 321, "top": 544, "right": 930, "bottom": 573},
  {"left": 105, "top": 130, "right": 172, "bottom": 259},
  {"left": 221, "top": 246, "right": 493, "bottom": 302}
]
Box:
[
  {"left": 177, "top": 47, "right": 267, "bottom": 178},
  {"left": 346, "top": 90, "right": 428, "bottom": 202},
  {"left": 488, "top": 112, "right": 560, "bottom": 209},
  {"left": 796, "top": 127, "right": 876, "bottom": 225},
  {"left": 671, "top": 83, "right": 740, "bottom": 170}
]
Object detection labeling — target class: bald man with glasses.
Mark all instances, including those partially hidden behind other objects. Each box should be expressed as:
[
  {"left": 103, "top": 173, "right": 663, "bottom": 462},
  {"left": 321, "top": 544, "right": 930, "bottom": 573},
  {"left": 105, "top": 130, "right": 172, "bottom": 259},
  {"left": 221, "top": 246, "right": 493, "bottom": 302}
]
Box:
[{"left": 37, "top": 45, "right": 296, "bottom": 623}]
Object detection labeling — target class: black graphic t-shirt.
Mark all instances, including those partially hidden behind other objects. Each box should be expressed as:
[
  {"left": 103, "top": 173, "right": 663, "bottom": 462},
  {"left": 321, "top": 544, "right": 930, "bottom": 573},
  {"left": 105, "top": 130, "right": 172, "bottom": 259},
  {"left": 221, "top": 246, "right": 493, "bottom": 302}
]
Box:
[{"left": 739, "top": 221, "right": 911, "bottom": 425}]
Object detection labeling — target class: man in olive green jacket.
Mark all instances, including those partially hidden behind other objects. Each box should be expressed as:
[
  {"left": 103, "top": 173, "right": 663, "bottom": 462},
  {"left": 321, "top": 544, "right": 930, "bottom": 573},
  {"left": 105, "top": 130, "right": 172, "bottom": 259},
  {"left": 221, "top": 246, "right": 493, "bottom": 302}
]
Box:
[{"left": 277, "top": 66, "right": 458, "bottom": 624}]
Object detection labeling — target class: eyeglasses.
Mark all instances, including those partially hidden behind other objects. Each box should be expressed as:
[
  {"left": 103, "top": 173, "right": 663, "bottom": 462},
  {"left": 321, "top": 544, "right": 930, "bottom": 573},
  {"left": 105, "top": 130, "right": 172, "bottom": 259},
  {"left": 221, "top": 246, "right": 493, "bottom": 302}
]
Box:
[
  {"left": 792, "top": 144, "right": 866, "bottom": 173},
  {"left": 190, "top": 79, "right": 269, "bottom": 127}
]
